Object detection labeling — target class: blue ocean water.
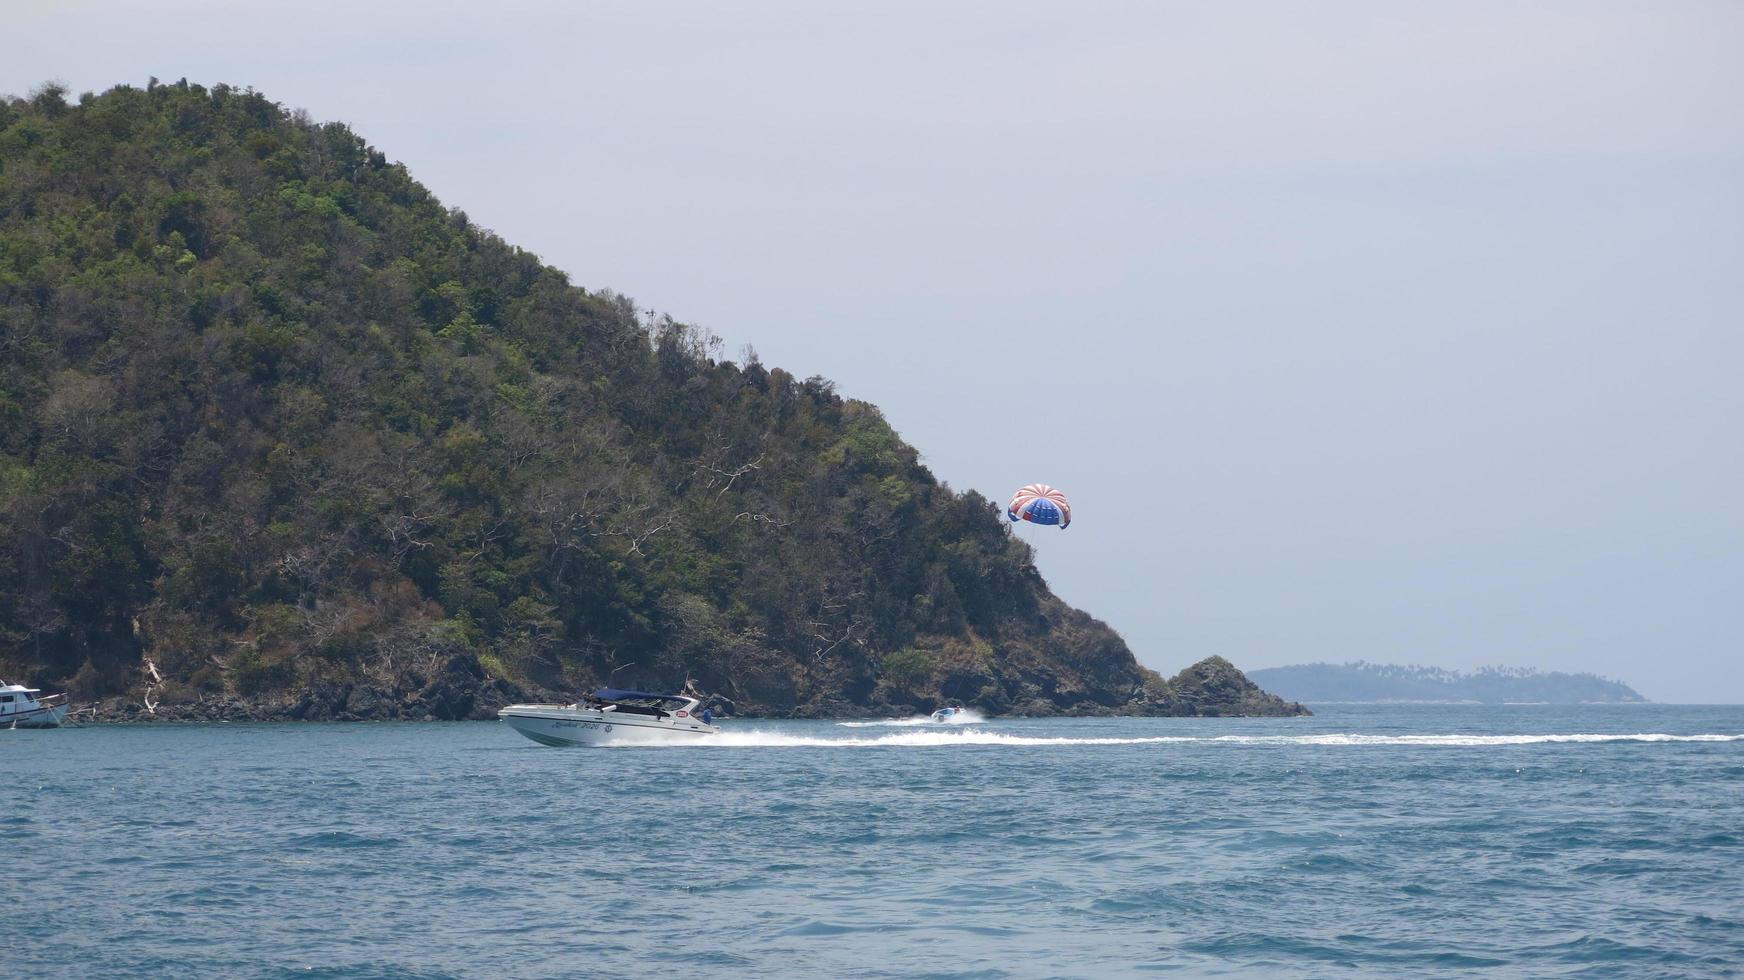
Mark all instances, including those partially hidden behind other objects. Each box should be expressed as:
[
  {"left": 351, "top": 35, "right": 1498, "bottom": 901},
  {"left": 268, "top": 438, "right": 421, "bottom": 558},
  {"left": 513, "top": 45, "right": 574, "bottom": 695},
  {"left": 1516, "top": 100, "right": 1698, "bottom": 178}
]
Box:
[{"left": 7, "top": 704, "right": 1743, "bottom": 977}]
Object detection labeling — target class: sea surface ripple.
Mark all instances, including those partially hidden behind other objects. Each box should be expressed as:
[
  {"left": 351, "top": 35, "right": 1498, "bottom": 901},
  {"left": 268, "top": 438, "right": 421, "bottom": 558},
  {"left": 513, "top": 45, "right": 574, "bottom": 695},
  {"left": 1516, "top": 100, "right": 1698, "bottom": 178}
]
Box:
[{"left": 8, "top": 704, "right": 1744, "bottom": 977}]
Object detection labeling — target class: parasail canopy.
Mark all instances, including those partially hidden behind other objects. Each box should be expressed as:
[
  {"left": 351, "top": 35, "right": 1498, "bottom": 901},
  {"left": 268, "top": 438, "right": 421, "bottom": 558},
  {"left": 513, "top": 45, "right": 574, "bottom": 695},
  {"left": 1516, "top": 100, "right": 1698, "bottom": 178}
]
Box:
[{"left": 1008, "top": 484, "right": 1071, "bottom": 529}]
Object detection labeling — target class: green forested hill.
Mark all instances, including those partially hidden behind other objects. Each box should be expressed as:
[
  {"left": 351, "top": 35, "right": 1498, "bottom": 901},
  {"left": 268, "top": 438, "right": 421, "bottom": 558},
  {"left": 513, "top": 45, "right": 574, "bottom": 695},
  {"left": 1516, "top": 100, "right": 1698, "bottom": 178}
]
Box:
[{"left": 0, "top": 80, "right": 1299, "bottom": 719}]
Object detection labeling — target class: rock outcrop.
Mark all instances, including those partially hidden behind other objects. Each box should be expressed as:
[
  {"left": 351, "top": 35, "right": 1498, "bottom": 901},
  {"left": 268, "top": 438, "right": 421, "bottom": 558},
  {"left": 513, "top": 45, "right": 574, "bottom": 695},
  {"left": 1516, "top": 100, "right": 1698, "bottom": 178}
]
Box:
[{"left": 1130, "top": 656, "right": 1309, "bottom": 717}]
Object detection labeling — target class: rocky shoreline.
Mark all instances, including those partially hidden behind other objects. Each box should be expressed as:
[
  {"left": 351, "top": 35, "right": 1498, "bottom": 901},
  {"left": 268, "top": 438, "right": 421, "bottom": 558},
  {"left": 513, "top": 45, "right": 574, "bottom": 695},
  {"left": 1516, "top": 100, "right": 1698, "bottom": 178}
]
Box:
[{"left": 64, "top": 655, "right": 1308, "bottom": 724}]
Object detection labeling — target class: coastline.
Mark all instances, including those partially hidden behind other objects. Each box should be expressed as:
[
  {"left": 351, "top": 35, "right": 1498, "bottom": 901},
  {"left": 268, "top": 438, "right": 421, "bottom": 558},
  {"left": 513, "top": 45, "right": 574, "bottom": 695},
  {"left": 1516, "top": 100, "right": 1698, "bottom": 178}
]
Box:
[
  {"left": 63, "top": 697, "right": 1312, "bottom": 724},
  {"left": 50, "top": 653, "right": 1310, "bottom": 724}
]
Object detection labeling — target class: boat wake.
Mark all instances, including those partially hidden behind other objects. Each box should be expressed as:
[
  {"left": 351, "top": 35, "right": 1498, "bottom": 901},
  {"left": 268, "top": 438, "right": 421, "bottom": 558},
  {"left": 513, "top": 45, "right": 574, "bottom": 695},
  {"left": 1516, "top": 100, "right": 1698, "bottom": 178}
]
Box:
[
  {"left": 618, "top": 730, "right": 1744, "bottom": 749},
  {"left": 838, "top": 709, "right": 987, "bottom": 728},
  {"left": 1246, "top": 733, "right": 1744, "bottom": 746}
]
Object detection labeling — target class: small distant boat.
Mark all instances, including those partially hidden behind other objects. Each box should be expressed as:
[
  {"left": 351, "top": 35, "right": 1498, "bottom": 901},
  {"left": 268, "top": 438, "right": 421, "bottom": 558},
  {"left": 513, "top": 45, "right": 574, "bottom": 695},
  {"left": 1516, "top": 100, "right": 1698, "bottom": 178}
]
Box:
[
  {"left": 930, "top": 704, "right": 964, "bottom": 723},
  {"left": 499, "top": 689, "right": 720, "bottom": 747},
  {"left": 1, "top": 680, "right": 69, "bottom": 729}
]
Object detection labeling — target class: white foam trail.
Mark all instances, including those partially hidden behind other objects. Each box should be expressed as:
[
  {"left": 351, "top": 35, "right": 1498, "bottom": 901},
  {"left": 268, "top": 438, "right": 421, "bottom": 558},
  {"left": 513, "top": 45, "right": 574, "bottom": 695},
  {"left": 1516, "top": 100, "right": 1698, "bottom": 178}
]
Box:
[
  {"left": 615, "top": 730, "right": 1744, "bottom": 749},
  {"left": 839, "top": 709, "right": 988, "bottom": 728},
  {"left": 1244, "top": 733, "right": 1744, "bottom": 746},
  {"left": 700, "top": 730, "right": 1192, "bottom": 748}
]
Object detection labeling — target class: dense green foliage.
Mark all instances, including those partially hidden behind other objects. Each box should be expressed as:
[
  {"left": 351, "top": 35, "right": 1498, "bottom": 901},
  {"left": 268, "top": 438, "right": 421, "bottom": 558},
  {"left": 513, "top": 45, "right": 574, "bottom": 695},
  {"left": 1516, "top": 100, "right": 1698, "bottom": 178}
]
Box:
[{"left": 0, "top": 80, "right": 1152, "bottom": 715}]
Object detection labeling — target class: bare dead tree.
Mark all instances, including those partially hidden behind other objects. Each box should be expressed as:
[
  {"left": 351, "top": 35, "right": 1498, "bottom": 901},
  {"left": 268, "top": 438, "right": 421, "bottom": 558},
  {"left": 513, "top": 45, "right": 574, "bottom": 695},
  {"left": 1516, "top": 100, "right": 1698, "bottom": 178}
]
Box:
[
  {"left": 731, "top": 511, "right": 793, "bottom": 530},
  {"left": 809, "top": 587, "right": 869, "bottom": 662},
  {"left": 711, "top": 453, "right": 764, "bottom": 498},
  {"left": 608, "top": 510, "right": 674, "bottom": 557},
  {"left": 382, "top": 510, "right": 442, "bottom": 563},
  {"left": 688, "top": 439, "right": 765, "bottom": 498},
  {"left": 491, "top": 387, "right": 560, "bottom": 473},
  {"left": 458, "top": 516, "right": 511, "bottom": 568}
]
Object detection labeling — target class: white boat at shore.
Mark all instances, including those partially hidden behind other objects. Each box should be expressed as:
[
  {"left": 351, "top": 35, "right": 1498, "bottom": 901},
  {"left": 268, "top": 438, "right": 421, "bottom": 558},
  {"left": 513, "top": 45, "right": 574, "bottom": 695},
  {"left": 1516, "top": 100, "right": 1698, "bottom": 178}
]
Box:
[
  {"left": 2, "top": 680, "right": 69, "bottom": 729},
  {"left": 499, "top": 689, "right": 720, "bottom": 746}
]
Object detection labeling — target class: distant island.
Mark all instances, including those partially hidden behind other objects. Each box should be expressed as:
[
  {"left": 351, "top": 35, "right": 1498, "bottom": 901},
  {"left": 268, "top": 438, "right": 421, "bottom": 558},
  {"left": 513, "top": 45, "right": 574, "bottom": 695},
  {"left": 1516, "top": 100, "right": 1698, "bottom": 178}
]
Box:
[{"left": 1247, "top": 662, "right": 1647, "bottom": 704}]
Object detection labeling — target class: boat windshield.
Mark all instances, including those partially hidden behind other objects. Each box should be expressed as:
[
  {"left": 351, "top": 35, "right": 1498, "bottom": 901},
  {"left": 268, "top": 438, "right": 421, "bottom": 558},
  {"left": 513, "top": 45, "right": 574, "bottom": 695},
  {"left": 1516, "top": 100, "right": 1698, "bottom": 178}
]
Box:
[{"left": 590, "top": 688, "right": 692, "bottom": 708}]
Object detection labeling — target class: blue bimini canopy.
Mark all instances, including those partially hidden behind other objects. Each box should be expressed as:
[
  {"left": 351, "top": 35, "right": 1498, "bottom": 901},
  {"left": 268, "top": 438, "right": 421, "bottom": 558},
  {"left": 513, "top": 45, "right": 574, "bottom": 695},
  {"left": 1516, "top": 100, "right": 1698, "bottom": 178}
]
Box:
[{"left": 592, "top": 688, "right": 691, "bottom": 704}]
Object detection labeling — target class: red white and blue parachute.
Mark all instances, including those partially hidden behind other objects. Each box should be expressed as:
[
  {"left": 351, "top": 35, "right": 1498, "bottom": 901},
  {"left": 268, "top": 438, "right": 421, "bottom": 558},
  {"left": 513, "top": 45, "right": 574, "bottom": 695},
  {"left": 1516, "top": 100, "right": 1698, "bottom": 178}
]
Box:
[{"left": 1008, "top": 484, "right": 1071, "bottom": 529}]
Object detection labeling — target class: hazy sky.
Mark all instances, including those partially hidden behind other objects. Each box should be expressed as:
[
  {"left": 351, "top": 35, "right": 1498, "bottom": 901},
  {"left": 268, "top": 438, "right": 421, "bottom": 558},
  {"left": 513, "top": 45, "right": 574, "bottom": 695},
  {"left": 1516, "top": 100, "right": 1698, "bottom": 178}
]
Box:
[{"left": 10, "top": 1, "right": 1741, "bottom": 700}]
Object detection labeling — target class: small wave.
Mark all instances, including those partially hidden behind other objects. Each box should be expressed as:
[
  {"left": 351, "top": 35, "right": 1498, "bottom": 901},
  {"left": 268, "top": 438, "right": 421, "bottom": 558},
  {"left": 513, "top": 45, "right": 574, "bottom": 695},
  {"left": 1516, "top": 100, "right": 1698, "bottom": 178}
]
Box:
[
  {"left": 286, "top": 831, "right": 402, "bottom": 849},
  {"left": 778, "top": 919, "right": 897, "bottom": 937},
  {"left": 627, "top": 730, "right": 1744, "bottom": 749},
  {"left": 839, "top": 709, "right": 987, "bottom": 728}
]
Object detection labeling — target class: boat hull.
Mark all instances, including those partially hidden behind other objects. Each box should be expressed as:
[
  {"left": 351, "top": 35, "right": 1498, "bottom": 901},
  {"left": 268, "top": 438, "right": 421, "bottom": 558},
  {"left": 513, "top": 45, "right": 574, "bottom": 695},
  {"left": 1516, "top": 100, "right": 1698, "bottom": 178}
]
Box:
[
  {"left": 6, "top": 703, "right": 68, "bottom": 729},
  {"left": 499, "top": 705, "right": 718, "bottom": 747}
]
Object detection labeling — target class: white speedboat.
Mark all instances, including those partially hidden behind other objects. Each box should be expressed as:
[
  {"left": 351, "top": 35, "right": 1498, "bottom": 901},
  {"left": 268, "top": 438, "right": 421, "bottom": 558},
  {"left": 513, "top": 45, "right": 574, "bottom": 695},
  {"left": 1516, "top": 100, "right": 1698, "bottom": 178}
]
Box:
[
  {"left": 499, "top": 689, "right": 720, "bottom": 746},
  {"left": 930, "top": 704, "right": 964, "bottom": 722},
  {"left": 1, "top": 680, "right": 69, "bottom": 729}
]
